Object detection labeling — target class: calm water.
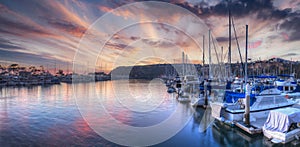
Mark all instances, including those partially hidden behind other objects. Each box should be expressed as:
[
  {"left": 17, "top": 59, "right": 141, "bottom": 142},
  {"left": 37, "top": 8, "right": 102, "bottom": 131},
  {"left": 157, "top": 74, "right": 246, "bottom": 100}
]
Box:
[{"left": 0, "top": 80, "right": 268, "bottom": 146}]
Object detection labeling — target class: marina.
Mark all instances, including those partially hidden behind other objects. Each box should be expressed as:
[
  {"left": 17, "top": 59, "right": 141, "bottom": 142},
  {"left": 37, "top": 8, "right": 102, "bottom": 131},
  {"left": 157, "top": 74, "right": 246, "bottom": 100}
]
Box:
[
  {"left": 0, "top": 64, "right": 110, "bottom": 86},
  {"left": 1, "top": 0, "right": 300, "bottom": 146},
  {"left": 1, "top": 80, "right": 300, "bottom": 146},
  {"left": 1, "top": 29, "right": 300, "bottom": 146},
  {"left": 0, "top": 80, "right": 297, "bottom": 146}
]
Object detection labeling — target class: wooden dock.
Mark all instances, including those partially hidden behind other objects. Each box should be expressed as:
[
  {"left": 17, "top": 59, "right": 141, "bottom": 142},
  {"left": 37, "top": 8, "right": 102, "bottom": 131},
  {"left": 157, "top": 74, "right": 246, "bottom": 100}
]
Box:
[
  {"left": 235, "top": 117, "right": 267, "bottom": 135},
  {"left": 234, "top": 103, "right": 300, "bottom": 135}
]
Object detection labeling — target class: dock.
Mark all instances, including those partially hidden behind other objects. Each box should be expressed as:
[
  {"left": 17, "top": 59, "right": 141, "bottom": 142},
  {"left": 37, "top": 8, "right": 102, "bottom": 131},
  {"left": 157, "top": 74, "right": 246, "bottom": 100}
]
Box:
[{"left": 234, "top": 117, "right": 267, "bottom": 135}]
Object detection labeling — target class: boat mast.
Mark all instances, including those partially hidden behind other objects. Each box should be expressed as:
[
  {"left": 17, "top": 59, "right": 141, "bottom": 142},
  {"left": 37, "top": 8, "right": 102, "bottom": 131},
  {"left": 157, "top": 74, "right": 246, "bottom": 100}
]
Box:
[
  {"left": 228, "top": 9, "right": 232, "bottom": 78},
  {"left": 232, "top": 17, "right": 245, "bottom": 76},
  {"left": 203, "top": 35, "right": 205, "bottom": 77},
  {"left": 182, "top": 52, "right": 185, "bottom": 75},
  {"left": 186, "top": 54, "right": 188, "bottom": 75},
  {"left": 245, "top": 25, "right": 248, "bottom": 83},
  {"left": 209, "top": 30, "right": 212, "bottom": 79},
  {"left": 54, "top": 60, "right": 57, "bottom": 75},
  {"left": 221, "top": 46, "right": 223, "bottom": 64},
  {"left": 203, "top": 35, "right": 205, "bottom": 66},
  {"left": 290, "top": 58, "right": 292, "bottom": 74}
]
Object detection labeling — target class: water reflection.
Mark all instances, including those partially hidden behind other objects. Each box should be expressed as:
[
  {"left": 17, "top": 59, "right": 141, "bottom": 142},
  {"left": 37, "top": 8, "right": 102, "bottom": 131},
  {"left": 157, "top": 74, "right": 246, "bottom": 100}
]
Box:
[{"left": 0, "top": 81, "right": 269, "bottom": 146}]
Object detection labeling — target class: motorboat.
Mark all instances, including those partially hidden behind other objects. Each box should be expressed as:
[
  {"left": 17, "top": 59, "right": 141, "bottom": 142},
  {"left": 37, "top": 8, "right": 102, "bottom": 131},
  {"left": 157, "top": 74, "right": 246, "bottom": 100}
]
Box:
[
  {"left": 263, "top": 107, "right": 300, "bottom": 144},
  {"left": 211, "top": 88, "right": 297, "bottom": 125}
]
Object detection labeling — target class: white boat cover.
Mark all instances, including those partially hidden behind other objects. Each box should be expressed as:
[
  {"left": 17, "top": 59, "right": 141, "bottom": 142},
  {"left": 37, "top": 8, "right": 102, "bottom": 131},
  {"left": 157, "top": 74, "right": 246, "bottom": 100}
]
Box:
[{"left": 264, "top": 107, "right": 300, "bottom": 133}]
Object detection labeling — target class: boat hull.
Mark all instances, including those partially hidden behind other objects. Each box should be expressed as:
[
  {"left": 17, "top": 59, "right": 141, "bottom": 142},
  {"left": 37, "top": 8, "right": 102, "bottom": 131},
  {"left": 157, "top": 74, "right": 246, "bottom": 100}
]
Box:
[
  {"left": 211, "top": 102, "right": 295, "bottom": 124},
  {"left": 223, "top": 105, "right": 293, "bottom": 122},
  {"left": 263, "top": 126, "right": 300, "bottom": 144}
]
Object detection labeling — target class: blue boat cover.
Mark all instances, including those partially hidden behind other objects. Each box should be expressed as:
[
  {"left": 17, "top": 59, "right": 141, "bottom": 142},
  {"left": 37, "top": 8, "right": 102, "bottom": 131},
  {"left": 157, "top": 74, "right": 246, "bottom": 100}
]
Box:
[
  {"left": 224, "top": 91, "right": 256, "bottom": 106},
  {"left": 248, "top": 75, "right": 277, "bottom": 79},
  {"left": 277, "top": 74, "right": 293, "bottom": 77}
]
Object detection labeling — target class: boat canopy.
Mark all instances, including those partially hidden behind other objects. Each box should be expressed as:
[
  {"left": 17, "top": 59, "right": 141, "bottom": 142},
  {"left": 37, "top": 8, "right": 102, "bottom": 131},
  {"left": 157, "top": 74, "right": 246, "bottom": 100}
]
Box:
[
  {"left": 248, "top": 75, "right": 277, "bottom": 79},
  {"left": 277, "top": 74, "right": 294, "bottom": 77},
  {"left": 224, "top": 91, "right": 256, "bottom": 106},
  {"left": 263, "top": 107, "right": 300, "bottom": 133}
]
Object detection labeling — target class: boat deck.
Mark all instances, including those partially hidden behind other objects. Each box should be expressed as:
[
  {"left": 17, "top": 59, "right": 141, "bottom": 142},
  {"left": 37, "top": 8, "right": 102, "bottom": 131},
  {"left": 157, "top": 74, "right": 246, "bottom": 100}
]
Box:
[{"left": 293, "top": 103, "right": 300, "bottom": 109}]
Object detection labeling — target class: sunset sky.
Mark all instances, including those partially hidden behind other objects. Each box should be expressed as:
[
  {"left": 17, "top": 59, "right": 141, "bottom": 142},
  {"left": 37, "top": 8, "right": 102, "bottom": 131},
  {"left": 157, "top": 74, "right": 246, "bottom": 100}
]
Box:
[{"left": 0, "top": 0, "right": 299, "bottom": 73}]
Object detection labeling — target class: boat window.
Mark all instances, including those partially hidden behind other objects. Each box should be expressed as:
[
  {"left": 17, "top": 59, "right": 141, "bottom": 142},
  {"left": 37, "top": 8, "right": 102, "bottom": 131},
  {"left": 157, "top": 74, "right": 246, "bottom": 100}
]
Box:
[{"left": 284, "top": 86, "right": 289, "bottom": 91}]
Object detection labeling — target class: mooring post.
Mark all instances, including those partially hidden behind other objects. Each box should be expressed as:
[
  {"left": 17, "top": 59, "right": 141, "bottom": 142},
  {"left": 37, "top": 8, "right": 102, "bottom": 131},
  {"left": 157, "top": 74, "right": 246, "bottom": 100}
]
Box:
[
  {"left": 244, "top": 83, "right": 250, "bottom": 126},
  {"left": 244, "top": 25, "right": 250, "bottom": 126}
]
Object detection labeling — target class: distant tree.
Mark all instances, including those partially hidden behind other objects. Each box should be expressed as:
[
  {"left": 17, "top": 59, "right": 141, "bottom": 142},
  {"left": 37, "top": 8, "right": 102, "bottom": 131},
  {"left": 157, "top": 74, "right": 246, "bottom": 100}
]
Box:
[
  {"left": 9, "top": 64, "right": 19, "bottom": 70},
  {"left": 40, "top": 65, "right": 45, "bottom": 72},
  {"left": 8, "top": 64, "right": 19, "bottom": 72},
  {"left": 57, "top": 69, "right": 64, "bottom": 75},
  {"left": 29, "top": 66, "right": 36, "bottom": 71},
  {"left": 9, "top": 64, "right": 18, "bottom": 68}
]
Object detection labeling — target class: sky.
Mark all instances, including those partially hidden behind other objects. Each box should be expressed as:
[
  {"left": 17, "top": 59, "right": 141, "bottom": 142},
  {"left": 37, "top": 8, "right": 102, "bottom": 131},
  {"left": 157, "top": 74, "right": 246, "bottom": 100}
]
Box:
[{"left": 0, "top": 0, "right": 299, "bottom": 73}]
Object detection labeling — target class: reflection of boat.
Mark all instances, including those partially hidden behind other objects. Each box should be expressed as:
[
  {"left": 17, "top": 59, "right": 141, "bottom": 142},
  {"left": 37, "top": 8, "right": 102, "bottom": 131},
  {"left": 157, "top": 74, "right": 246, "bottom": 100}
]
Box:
[
  {"left": 212, "top": 121, "right": 262, "bottom": 146},
  {"left": 181, "top": 75, "right": 200, "bottom": 93},
  {"left": 0, "top": 80, "right": 7, "bottom": 86},
  {"left": 182, "top": 75, "right": 200, "bottom": 85},
  {"left": 262, "top": 107, "right": 300, "bottom": 144},
  {"left": 167, "top": 87, "right": 176, "bottom": 93},
  {"left": 176, "top": 75, "right": 200, "bottom": 102},
  {"left": 177, "top": 95, "right": 191, "bottom": 102}
]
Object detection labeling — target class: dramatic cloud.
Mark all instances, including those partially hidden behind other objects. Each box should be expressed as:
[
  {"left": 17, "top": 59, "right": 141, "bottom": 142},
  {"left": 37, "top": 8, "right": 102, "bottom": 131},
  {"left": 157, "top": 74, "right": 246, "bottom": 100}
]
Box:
[
  {"left": 46, "top": 18, "right": 87, "bottom": 37},
  {"left": 104, "top": 42, "right": 135, "bottom": 51},
  {"left": 0, "top": 38, "right": 24, "bottom": 50},
  {"left": 0, "top": 49, "right": 56, "bottom": 65},
  {"left": 141, "top": 39, "right": 175, "bottom": 48},
  {"left": 175, "top": 0, "right": 291, "bottom": 20},
  {"left": 0, "top": 13, "right": 54, "bottom": 37},
  {"left": 280, "top": 15, "right": 300, "bottom": 41},
  {"left": 281, "top": 53, "right": 298, "bottom": 57},
  {"left": 0, "top": 0, "right": 299, "bottom": 71}
]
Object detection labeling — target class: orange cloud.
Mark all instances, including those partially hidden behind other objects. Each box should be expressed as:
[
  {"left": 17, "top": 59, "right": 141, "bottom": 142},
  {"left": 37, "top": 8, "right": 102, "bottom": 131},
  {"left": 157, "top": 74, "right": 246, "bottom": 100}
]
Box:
[
  {"left": 98, "top": 5, "right": 113, "bottom": 12},
  {"left": 52, "top": 1, "right": 89, "bottom": 28}
]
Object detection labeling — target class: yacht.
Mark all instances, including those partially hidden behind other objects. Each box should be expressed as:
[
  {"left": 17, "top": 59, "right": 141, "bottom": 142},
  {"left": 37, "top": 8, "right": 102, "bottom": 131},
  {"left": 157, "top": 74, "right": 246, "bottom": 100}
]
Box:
[
  {"left": 275, "top": 74, "right": 297, "bottom": 93},
  {"left": 211, "top": 88, "right": 297, "bottom": 125}
]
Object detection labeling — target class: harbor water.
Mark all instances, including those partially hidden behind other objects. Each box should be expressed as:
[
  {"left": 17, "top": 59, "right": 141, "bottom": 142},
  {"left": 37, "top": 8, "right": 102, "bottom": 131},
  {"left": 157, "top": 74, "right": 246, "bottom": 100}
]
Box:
[{"left": 0, "top": 80, "right": 268, "bottom": 146}]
